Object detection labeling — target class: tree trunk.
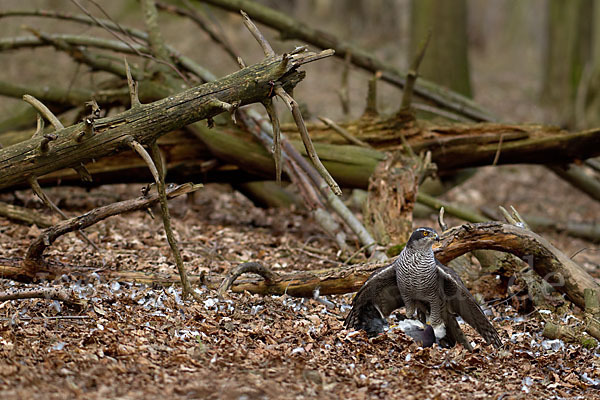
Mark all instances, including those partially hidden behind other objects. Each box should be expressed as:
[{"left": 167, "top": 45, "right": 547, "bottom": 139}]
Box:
[
  {"left": 541, "top": 0, "right": 593, "bottom": 127},
  {"left": 581, "top": 1, "right": 600, "bottom": 127},
  {"left": 410, "top": 0, "right": 472, "bottom": 97}
]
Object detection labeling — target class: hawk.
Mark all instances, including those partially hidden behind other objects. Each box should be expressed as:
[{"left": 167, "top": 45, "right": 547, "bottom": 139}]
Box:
[{"left": 344, "top": 227, "right": 502, "bottom": 350}]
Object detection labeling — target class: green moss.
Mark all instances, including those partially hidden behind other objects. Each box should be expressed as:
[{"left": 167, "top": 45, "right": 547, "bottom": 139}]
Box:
[
  {"left": 386, "top": 243, "right": 406, "bottom": 257},
  {"left": 580, "top": 337, "right": 598, "bottom": 349}
]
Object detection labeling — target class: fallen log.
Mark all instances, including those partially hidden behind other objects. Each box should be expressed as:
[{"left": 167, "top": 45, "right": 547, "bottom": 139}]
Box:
[
  {"left": 3, "top": 222, "right": 595, "bottom": 310},
  {"left": 0, "top": 48, "right": 331, "bottom": 190},
  {"left": 217, "top": 222, "right": 598, "bottom": 310},
  {"left": 2, "top": 119, "right": 598, "bottom": 191}
]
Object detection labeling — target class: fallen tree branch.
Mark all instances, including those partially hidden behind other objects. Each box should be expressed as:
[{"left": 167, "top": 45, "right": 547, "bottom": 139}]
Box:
[
  {"left": 218, "top": 261, "right": 279, "bottom": 297},
  {"left": 213, "top": 222, "right": 598, "bottom": 309},
  {"left": 198, "top": 0, "right": 495, "bottom": 122},
  {"left": 0, "top": 287, "right": 77, "bottom": 304},
  {"left": 24, "top": 182, "right": 201, "bottom": 264},
  {"left": 0, "top": 201, "right": 54, "bottom": 228},
  {"left": 549, "top": 164, "right": 600, "bottom": 202},
  {"left": 436, "top": 222, "right": 599, "bottom": 309},
  {"left": 0, "top": 46, "right": 330, "bottom": 190},
  {"left": 3, "top": 221, "right": 595, "bottom": 311}
]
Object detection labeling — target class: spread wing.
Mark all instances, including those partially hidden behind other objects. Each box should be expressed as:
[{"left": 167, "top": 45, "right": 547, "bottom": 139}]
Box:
[
  {"left": 343, "top": 263, "right": 403, "bottom": 337},
  {"left": 435, "top": 259, "right": 502, "bottom": 348}
]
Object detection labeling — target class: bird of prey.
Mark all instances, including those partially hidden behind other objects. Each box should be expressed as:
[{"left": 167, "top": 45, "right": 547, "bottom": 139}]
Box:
[{"left": 344, "top": 227, "right": 502, "bottom": 350}]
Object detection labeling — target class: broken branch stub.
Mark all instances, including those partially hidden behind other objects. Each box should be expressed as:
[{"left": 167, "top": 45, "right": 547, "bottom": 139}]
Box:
[{"left": 0, "top": 48, "right": 332, "bottom": 191}]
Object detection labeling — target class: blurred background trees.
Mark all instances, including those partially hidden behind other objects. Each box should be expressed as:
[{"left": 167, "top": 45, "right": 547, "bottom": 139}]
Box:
[{"left": 2, "top": 0, "right": 599, "bottom": 130}]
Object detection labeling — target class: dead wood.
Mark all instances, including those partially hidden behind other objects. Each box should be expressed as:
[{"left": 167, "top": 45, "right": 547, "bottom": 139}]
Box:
[
  {"left": 3, "top": 222, "right": 594, "bottom": 313},
  {"left": 217, "top": 262, "right": 279, "bottom": 297},
  {"left": 435, "top": 222, "right": 599, "bottom": 309},
  {"left": 200, "top": 0, "right": 494, "bottom": 122},
  {"left": 2, "top": 7, "right": 598, "bottom": 207},
  {"left": 212, "top": 222, "right": 598, "bottom": 310},
  {"left": 282, "top": 119, "right": 600, "bottom": 171},
  {"left": 4, "top": 120, "right": 598, "bottom": 192},
  {"left": 0, "top": 48, "right": 330, "bottom": 190},
  {"left": 542, "top": 289, "right": 600, "bottom": 346},
  {"left": 364, "top": 153, "right": 421, "bottom": 245},
  {"left": 549, "top": 164, "right": 600, "bottom": 202},
  {"left": 0, "top": 287, "right": 78, "bottom": 304},
  {"left": 22, "top": 183, "right": 201, "bottom": 276},
  {"left": 0, "top": 201, "right": 54, "bottom": 228}
]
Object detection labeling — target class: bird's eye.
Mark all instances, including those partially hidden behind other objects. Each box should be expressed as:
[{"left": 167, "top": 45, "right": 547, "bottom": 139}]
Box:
[{"left": 422, "top": 231, "right": 429, "bottom": 236}]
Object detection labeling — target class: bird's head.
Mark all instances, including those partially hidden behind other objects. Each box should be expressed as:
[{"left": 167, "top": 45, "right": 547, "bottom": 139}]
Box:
[{"left": 406, "top": 227, "right": 439, "bottom": 251}]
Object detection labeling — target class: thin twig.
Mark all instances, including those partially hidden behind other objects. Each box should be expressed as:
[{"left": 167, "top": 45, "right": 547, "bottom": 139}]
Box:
[
  {"left": 275, "top": 86, "right": 341, "bottom": 196},
  {"left": 129, "top": 140, "right": 200, "bottom": 300},
  {"left": 156, "top": 0, "right": 239, "bottom": 63},
  {"left": 318, "top": 116, "right": 371, "bottom": 148},
  {"left": 438, "top": 207, "right": 448, "bottom": 232},
  {"left": 32, "top": 114, "right": 44, "bottom": 138},
  {"left": 240, "top": 10, "right": 275, "bottom": 57},
  {"left": 492, "top": 134, "right": 504, "bottom": 166},
  {"left": 70, "top": 0, "right": 148, "bottom": 57},
  {"left": 498, "top": 205, "right": 518, "bottom": 225},
  {"left": 22, "top": 95, "right": 63, "bottom": 130},
  {"left": 343, "top": 242, "right": 376, "bottom": 265},
  {"left": 71, "top": 0, "right": 189, "bottom": 84},
  {"left": 400, "top": 30, "right": 431, "bottom": 111},
  {"left": 87, "top": 0, "right": 147, "bottom": 46},
  {"left": 263, "top": 99, "right": 282, "bottom": 183},
  {"left": 124, "top": 57, "right": 141, "bottom": 108},
  {"left": 510, "top": 206, "right": 531, "bottom": 230},
  {"left": 129, "top": 141, "right": 160, "bottom": 182},
  {"left": 27, "top": 177, "right": 102, "bottom": 258}
]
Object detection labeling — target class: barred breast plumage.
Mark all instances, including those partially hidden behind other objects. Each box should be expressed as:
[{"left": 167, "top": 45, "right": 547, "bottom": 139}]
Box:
[{"left": 345, "top": 227, "right": 502, "bottom": 350}]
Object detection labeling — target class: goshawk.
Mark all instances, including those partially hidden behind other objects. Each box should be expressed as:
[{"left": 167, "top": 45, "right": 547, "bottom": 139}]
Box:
[{"left": 344, "top": 227, "right": 502, "bottom": 350}]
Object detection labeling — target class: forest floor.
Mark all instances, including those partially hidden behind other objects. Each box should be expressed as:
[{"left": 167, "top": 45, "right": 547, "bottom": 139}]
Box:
[
  {"left": 1, "top": 177, "right": 600, "bottom": 399},
  {"left": 1, "top": 2, "right": 600, "bottom": 399}
]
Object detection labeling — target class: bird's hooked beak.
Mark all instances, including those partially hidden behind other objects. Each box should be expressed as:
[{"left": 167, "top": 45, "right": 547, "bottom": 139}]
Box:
[{"left": 434, "top": 232, "right": 440, "bottom": 242}]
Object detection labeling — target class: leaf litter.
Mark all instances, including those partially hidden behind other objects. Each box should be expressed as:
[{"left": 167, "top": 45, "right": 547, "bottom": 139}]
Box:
[{"left": 0, "top": 183, "right": 599, "bottom": 399}]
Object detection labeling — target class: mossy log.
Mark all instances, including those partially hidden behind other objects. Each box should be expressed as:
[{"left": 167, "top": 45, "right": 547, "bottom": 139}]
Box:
[
  {"left": 0, "top": 49, "right": 329, "bottom": 190},
  {"left": 2, "top": 117, "right": 598, "bottom": 191}
]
